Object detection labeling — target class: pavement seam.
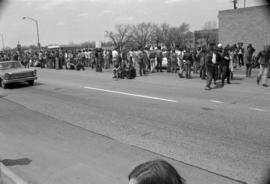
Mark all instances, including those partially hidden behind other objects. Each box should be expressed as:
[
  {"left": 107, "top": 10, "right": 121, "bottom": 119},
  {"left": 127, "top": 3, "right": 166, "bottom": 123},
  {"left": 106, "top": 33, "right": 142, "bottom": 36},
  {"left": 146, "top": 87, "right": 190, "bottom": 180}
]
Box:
[{"left": 128, "top": 144, "right": 248, "bottom": 184}]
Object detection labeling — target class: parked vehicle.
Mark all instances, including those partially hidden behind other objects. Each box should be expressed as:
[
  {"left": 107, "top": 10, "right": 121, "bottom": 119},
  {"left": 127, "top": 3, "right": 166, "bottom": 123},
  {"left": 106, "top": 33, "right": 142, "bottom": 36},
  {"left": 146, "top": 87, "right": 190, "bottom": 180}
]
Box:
[{"left": 0, "top": 60, "right": 37, "bottom": 89}]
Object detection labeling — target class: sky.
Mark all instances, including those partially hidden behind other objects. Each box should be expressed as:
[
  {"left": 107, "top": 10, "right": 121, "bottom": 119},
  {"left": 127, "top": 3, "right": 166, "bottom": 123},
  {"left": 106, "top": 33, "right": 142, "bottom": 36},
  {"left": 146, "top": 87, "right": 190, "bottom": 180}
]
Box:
[{"left": 0, "top": 0, "right": 267, "bottom": 48}]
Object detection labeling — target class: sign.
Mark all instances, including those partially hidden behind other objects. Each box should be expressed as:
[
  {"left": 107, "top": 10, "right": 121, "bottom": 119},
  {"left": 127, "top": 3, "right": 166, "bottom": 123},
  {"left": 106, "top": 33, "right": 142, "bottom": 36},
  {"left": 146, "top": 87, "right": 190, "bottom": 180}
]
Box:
[{"left": 95, "top": 41, "right": 102, "bottom": 48}]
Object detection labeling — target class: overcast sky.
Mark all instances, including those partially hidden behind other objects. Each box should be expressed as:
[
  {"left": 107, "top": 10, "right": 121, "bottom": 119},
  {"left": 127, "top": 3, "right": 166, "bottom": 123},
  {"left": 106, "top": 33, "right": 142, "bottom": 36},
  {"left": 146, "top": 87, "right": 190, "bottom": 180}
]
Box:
[{"left": 0, "top": 0, "right": 266, "bottom": 47}]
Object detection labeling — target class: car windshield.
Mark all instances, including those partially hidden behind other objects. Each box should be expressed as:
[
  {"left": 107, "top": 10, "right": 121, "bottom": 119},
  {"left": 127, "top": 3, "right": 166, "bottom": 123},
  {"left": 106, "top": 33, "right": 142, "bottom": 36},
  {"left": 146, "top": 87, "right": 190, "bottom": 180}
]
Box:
[{"left": 0, "top": 61, "right": 23, "bottom": 70}]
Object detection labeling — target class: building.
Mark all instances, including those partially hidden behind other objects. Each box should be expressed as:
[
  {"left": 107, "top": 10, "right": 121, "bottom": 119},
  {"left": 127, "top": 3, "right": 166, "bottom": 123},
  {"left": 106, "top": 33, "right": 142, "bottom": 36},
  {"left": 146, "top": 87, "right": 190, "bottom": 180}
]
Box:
[
  {"left": 194, "top": 29, "right": 218, "bottom": 48},
  {"left": 218, "top": 5, "right": 270, "bottom": 53}
]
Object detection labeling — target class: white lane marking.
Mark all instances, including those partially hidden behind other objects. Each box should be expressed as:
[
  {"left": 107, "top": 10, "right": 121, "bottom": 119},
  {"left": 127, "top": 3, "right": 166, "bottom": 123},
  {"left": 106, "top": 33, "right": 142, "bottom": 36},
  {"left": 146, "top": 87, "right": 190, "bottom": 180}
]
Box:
[
  {"left": 84, "top": 86, "right": 178, "bottom": 103},
  {"left": 249, "top": 107, "right": 266, "bottom": 112},
  {"left": 209, "top": 100, "right": 225, "bottom": 104}
]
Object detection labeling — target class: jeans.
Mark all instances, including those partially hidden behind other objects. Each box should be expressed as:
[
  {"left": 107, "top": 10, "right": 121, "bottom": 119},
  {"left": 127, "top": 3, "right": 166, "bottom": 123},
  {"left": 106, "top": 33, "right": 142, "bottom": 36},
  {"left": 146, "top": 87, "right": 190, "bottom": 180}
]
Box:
[
  {"left": 257, "top": 64, "right": 269, "bottom": 85},
  {"left": 213, "top": 65, "right": 219, "bottom": 83},
  {"left": 139, "top": 61, "right": 145, "bottom": 76},
  {"left": 156, "top": 59, "right": 163, "bottom": 72},
  {"left": 246, "top": 64, "right": 252, "bottom": 77},
  {"left": 150, "top": 58, "right": 156, "bottom": 72},
  {"left": 221, "top": 65, "right": 230, "bottom": 84},
  {"left": 238, "top": 54, "right": 244, "bottom": 66},
  {"left": 206, "top": 65, "right": 214, "bottom": 87},
  {"left": 184, "top": 63, "right": 191, "bottom": 78},
  {"left": 200, "top": 64, "right": 206, "bottom": 79},
  {"left": 171, "top": 62, "right": 177, "bottom": 73}
]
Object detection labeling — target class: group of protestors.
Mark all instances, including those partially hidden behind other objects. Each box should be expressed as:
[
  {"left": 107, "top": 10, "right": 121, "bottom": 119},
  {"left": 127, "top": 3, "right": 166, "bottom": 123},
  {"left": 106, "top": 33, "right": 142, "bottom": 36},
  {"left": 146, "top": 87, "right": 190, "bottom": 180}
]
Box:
[
  {"left": 110, "top": 42, "right": 269, "bottom": 89},
  {"left": 1, "top": 41, "right": 269, "bottom": 88}
]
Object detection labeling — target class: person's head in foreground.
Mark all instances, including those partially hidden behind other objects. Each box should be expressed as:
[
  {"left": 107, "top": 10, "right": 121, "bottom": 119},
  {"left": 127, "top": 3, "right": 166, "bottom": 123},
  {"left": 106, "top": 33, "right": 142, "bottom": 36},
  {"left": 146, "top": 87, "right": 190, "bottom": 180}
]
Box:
[{"left": 128, "top": 159, "right": 185, "bottom": 184}]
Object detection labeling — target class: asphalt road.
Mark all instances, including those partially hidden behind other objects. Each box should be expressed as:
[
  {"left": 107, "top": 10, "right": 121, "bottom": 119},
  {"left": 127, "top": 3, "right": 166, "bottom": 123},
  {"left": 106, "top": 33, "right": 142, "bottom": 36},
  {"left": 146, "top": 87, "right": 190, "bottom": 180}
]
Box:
[{"left": 0, "top": 68, "right": 269, "bottom": 184}]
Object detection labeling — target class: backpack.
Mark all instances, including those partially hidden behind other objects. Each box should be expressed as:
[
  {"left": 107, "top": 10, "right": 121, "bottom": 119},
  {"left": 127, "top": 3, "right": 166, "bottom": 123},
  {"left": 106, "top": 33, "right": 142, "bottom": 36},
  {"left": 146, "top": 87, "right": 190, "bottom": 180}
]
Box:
[{"left": 126, "top": 67, "right": 136, "bottom": 79}]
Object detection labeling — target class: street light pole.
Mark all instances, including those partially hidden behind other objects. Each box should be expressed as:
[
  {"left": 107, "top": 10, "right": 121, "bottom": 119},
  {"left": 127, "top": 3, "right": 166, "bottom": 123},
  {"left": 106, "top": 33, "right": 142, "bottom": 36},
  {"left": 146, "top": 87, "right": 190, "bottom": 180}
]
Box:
[
  {"left": 1, "top": 33, "right": 5, "bottom": 52},
  {"left": 22, "top": 16, "right": 41, "bottom": 50},
  {"left": 232, "top": 0, "right": 238, "bottom": 9}
]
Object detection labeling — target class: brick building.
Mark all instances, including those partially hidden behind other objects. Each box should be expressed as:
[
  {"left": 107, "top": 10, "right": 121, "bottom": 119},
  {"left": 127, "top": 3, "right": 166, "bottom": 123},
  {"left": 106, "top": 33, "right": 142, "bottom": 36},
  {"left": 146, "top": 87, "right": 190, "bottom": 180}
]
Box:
[{"left": 218, "top": 5, "right": 270, "bottom": 53}]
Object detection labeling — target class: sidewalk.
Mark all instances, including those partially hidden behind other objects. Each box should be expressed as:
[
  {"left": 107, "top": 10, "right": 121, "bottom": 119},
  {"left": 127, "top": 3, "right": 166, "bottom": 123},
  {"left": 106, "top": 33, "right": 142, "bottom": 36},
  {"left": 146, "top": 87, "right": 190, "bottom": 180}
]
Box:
[{"left": 0, "top": 97, "right": 247, "bottom": 184}]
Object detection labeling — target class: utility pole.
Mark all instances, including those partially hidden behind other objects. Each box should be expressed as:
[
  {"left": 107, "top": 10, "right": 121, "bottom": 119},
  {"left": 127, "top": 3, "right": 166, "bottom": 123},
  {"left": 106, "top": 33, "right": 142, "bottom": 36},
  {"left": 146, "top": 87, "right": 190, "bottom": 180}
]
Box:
[
  {"left": 232, "top": 0, "right": 238, "bottom": 9},
  {"left": 244, "top": 0, "right": 246, "bottom": 8}
]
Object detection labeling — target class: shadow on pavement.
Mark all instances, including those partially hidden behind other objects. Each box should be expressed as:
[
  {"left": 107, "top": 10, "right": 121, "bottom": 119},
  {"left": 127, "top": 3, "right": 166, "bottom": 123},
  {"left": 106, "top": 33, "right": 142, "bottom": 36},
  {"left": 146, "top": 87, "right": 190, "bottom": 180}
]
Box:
[
  {"left": 6, "top": 82, "right": 44, "bottom": 89},
  {"left": 232, "top": 76, "right": 245, "bottom": 80},
  {"left": 1, "top": 158, "right": 32, "bottom": 166}
]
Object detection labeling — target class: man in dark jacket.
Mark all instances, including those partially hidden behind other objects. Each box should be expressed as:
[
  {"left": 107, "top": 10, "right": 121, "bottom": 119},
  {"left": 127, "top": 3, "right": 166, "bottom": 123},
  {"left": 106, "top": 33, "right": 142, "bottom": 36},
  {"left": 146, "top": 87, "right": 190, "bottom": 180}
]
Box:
[
  {"left": 221, "top": 46, "right": 231, "bottom": 86},
  {"left": 244, "top": 44, "right": 255, "bottom": 77},
  {"left": 256, "top": 45, "right": 270, "bottom": 87},
  {"left": 205, "top": 44, "right": 221, "bottom": 90},
  {"left": 156, "top": 46, "right": 163, "bottom": 72}
]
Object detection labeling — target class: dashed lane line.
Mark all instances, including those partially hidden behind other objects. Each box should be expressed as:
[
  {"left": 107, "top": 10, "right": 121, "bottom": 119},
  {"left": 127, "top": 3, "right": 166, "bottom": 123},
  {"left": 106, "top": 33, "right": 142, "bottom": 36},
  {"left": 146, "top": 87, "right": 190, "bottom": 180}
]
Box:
[
  {"left": 83, "top": 86, "right": 178, "bottom": 103},
  {"left": 209, "top": 100, "right": 225, "bottom": 104},
  {"left": 248, "top": 107, "right": 266, "bottom": 112}
]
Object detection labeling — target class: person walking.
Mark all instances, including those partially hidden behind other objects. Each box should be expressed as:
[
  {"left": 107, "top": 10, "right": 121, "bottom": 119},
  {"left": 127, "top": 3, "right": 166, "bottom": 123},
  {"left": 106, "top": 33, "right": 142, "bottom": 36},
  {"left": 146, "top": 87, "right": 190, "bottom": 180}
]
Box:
[
  {"left": 256, "top": 45, "right": 270, "bottom": 87},
  {"left": 244, "top": 44, "right": 255, "bottom": 77}
]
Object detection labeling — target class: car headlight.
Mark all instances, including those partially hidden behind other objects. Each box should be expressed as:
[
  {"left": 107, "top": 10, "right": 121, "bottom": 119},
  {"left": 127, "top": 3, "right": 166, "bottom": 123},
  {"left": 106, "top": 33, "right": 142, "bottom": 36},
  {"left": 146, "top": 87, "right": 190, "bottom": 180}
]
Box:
[
  {"left": 33, "top": 70, "right": 37, "bottom": 76},
  {"left": 4, "top": 73, "right": 10, "bottom": 80}
]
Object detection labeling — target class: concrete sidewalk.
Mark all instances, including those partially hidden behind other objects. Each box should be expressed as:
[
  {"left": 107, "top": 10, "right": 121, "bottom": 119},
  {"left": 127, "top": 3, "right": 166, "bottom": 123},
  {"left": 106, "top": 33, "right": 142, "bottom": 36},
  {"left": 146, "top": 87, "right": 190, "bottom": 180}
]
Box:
[{"left": 0, "top": 97, "right": 246, "bottom": 184}]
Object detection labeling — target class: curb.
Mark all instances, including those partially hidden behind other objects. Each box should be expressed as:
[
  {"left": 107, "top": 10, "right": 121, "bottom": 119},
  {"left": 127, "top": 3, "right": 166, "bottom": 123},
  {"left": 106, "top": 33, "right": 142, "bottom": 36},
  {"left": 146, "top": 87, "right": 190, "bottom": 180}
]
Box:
[{"left": 0, "top": 162, "right": 27, "bottom": 184}]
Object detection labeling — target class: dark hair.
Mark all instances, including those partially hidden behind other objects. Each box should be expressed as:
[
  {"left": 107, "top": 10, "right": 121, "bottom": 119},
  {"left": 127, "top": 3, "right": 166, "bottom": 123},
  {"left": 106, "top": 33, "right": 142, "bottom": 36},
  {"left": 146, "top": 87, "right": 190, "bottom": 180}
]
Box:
[{"left": 128, "top": 159, "right": 184, "bottom": 184}]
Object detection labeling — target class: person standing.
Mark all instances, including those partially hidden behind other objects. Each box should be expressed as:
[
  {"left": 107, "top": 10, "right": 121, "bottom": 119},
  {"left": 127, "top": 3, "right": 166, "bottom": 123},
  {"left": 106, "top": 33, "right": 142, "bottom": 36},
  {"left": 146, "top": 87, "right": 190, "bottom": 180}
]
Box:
[
  {"left": 244, "top": 44, "right": 255, "bottom": 77},
  {"left": 170, "top": 49, "right": 178, "bottom": 73},
  {"left": 149, "top": 48, "right": 156, "bottom": 73},
  {"left": 221, "top": 46, "right": 231, "bottom": 86},
  {"left": 256, "top": 45, "right": 270, "bottom": 87},
  {"left": 156, "top": 46, "right": 163, "bottom": 72},
  {"left": 205, "top": 44, "right": 218, "bottom": 90},
  {"left": 137, "top": 48, "right": 146, "bottom": 76},
  {"left": 198, "top": 47, "right": 206, "bottom": 79},
  {"left": 237, "top": 42, "right": 244, "bottom": 67},
  {"left": 183, "top": 48, "right": 193, "bottom": 79},
  {"left": 166, "top": 49, "right": 171, "bottom": 73},
  {"left": 178, "top": 48, "right": 185, "bottom": 78}
]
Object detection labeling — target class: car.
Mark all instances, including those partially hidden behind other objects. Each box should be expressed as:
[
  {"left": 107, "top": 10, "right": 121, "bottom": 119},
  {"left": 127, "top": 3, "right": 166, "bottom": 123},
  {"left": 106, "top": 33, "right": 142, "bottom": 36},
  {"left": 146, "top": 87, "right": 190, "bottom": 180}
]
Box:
[{"left": 0, "top": 60, "right": 37, "bottom": 89}]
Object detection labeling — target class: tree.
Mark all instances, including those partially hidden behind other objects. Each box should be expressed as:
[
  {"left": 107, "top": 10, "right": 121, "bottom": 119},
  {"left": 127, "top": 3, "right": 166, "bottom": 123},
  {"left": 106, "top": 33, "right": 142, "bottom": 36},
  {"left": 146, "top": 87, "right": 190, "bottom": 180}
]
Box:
[
  {"left": 200, "top": 21, "right": 218, "bottom": 46},
  {"left": 202, "top": 21, "right": 217, "bottom": 30},
  {"left": 170, "top": 23, "right": 190, "bottom": 49},
  {"left": 130, "top": 22, "right": 153, "bottom": 49},
  {"left": 105, "top": 24, "right": 131, "bottom": 51}
]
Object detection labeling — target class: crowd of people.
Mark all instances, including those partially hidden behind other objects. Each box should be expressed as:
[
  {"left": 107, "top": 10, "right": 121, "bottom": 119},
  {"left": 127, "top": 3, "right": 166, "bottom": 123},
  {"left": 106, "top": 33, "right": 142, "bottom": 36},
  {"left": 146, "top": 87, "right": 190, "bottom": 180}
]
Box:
[{"left": 0, "top": 42, "right": 269, "bottom": 89}]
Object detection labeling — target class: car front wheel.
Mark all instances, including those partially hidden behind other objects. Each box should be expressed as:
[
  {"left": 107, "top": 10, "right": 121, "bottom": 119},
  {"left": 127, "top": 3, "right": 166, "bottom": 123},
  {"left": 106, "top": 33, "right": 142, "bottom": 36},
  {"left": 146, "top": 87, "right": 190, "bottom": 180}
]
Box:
[
  {"left": 0, "top": 79, "right": 6, "bottom": 89},
  {"left": 28, "top": 80, "right": 34, "bottom": 86}
]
